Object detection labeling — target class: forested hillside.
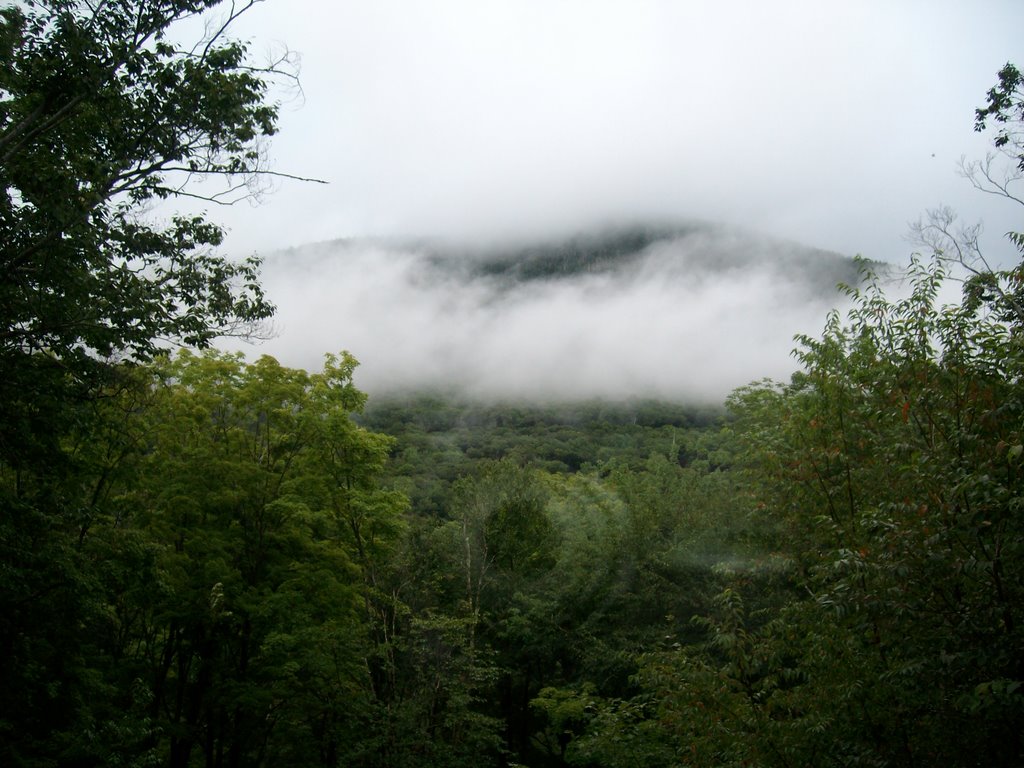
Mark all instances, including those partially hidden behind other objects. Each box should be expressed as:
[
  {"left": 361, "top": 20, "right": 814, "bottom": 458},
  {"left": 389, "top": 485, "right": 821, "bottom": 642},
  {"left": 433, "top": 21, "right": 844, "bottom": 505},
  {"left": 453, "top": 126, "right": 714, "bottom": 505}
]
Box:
[
  {"left": 327, "top": 223, "right": 864, "bottom": 287},
  {"left": 1, "top": 2, "right": 1023, "bottom": 767}
]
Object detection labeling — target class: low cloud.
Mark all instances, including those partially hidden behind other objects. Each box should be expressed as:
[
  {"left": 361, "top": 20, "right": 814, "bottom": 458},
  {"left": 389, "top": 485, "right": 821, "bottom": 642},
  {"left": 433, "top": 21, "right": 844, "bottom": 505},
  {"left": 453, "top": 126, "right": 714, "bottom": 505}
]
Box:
[
  {"left": 207, "top": 0, "right": 1023, "bottom": 272},
  {"left": 234, "top": 226, "right": 858, "bottom": 402}
]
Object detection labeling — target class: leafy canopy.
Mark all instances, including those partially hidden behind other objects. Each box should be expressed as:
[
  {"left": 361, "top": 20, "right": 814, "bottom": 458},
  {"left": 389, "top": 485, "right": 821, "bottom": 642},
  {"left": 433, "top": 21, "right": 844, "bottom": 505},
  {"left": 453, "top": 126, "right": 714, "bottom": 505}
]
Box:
[{"left": 0, "top": 0, "right": 287, "bottom": 463}]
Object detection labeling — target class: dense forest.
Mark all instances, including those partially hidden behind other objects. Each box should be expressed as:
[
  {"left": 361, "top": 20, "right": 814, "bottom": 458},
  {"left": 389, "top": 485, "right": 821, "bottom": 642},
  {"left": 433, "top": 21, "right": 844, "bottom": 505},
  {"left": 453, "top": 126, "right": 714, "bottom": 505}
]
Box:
[{"left": 2, "top": 2, "right": 1023, "bottom": 767}]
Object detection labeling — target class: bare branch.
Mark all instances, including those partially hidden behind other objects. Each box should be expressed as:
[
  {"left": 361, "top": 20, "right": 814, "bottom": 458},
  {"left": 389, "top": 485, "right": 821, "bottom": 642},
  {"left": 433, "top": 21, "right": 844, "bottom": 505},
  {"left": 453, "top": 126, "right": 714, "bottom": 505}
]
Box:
[
  {"left": 909, "top": 206, "right": 989, "bottom": 275},
  {"left": 958, "top": 154, "right": 1024, "bottom": 208},
  {"left": 909, "top": 207, "right": 1024, "bottom": 325},
  {"left": 192, "top": 0, "right": 263, "bottom": 61}
]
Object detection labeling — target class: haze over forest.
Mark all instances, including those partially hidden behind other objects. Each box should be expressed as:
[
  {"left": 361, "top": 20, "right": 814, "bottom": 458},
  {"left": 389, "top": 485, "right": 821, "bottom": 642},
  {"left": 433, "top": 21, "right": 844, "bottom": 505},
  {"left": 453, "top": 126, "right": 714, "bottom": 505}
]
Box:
[
  {"left": 3, "top": 3, "right": 1023, "bottom": 767},
  {"left": 245, "top": 224, "right": 865, "bottom": 401},
  {"left": 197, "top": 1, "right": 1024, "bottom": 403}
]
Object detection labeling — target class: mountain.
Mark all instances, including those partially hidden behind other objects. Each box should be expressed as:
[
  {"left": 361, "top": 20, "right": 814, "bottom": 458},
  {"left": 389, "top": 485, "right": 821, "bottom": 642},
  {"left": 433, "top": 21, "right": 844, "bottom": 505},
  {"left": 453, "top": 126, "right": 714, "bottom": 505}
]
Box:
[
  {"left": 243, "top": 222, "right": 870, "bottom": 402},
  {"left": 417, "top": 223, "right": 865, "bottom": 290}
]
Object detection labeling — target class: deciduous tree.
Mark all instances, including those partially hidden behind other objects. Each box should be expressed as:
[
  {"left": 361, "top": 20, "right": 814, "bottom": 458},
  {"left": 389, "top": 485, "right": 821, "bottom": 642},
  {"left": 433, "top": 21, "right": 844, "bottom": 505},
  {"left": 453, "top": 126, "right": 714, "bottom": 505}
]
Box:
[{"left": 0, "top": 0, "right": 297, "bottom": 465}]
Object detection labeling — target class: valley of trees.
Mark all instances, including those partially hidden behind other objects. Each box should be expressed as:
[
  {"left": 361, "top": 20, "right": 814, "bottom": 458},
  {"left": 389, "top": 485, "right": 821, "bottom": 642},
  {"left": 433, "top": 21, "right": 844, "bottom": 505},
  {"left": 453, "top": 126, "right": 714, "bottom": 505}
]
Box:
[{"left": 2, "top": 2, "right": 1023, "bottom": 766}]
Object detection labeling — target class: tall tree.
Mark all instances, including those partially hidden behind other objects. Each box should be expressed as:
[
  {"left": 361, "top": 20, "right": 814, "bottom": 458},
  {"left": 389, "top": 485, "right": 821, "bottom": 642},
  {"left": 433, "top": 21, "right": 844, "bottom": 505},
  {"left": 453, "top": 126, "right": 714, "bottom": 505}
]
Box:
[
  {"left": 0, "top": 3, "right": 298, "bottom": 763},
  {"left": 0, "top": 0, "right": 290, "bottom": 465},
  {"left": 123, "top": 351, "right": 403, "bottom": 768}
]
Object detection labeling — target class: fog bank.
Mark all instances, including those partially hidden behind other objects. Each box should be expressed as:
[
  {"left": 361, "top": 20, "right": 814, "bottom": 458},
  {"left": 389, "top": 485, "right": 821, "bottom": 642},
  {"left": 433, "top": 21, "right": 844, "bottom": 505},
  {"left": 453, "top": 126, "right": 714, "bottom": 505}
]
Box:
[{"left": 236, "top": 226, "right": 859, "bottom": 402}]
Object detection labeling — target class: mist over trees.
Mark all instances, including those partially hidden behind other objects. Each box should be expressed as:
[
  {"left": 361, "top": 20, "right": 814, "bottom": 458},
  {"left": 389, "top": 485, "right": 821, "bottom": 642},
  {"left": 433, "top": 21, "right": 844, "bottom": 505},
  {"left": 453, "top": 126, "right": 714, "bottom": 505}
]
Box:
[
  {"left": 252, "top": 224, "right": 863, "bottom": 402},
  {"left": 1, "top": 2, "right": 1022, "bottom": 766}
]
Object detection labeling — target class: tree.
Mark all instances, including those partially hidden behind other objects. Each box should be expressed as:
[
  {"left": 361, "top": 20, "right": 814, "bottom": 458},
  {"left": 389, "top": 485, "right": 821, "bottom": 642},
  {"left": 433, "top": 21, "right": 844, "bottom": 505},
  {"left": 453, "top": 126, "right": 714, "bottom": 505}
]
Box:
[
  {"left": 913, "top": 61, "right": 1024, "bottom": 328},
  {"left": 556, "top": 65, "right": 1024, "bottom": 768},
  {"left": 0, "top": 0, "right": 297, "bottom": 465},
  {"left": 975, "top": 62, "right": 1024, "bottom": 171},
  {"left": 0, "top": 4, "right": 310, "bottom": 763},
  {"left": 124, "top": 351, "right": 404, "bottom": 768},
  {"left": 0, "top": 350, "right": 409, "bottom": 767}
]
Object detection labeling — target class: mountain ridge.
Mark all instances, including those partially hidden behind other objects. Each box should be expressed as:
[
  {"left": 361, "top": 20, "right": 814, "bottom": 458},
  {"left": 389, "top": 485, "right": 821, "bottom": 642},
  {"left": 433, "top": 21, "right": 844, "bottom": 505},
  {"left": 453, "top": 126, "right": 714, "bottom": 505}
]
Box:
[
  {"left": 249, "top": 220, "right": 872, "bottom": 402},
  {"left": 270, "top": 221, "right": 870, "bottom": 290}
]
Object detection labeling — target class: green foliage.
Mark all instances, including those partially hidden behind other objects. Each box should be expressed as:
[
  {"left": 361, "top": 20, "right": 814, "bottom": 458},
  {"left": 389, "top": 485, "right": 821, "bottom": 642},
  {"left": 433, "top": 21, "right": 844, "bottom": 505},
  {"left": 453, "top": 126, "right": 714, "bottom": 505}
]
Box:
[
  {"left": 127, "top": 351, "right": 406, "bottom": 767},
  {"left": 0, "top": 5, "right": 294, "bottom": 761},
  {"left": 366, "top": 613, "right": 505, "bottom": 768},
  {"left": 358, "top": 396, "right": 715, "bottom": 515},
  {"left": 6, "top": 22, "right": 1021, "bottom": 767},
  {"left": 570, "top": 254, "right": 1024, "bottom": 767},
  {"left": 0, "top": 0, "right": 280, "bottom": 466},
  {"left": 548, "top": 65, "right": 1024, "bottom": 764},
  {"left": 1, "top": 351, "right": 408, "bottom": 767},
  {"left": 975, "top": 61, "right": 1024, "bottom": 170}
]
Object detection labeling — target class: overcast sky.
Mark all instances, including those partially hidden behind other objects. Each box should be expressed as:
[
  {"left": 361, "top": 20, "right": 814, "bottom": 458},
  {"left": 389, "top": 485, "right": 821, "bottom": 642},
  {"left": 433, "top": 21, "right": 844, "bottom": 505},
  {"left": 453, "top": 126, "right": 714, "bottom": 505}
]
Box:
[{"left": 190, "top": 0, "right": 1024, "bottom": 265}]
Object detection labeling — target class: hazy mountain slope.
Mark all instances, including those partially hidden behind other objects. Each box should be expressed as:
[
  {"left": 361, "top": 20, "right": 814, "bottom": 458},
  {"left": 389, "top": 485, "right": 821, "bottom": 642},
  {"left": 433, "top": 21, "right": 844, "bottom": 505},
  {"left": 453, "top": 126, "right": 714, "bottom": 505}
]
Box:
[
  {"left": 420, "top": 223, "right": 864, "bottom": 290},
  {"left": 242, "top": 223, "right": 868, "bottom": 402}
]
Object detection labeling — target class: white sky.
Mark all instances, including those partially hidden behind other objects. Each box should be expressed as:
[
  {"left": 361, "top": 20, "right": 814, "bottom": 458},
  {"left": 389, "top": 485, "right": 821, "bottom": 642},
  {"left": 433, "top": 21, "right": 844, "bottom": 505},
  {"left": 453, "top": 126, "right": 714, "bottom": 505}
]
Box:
[{"left": 194, "top": 0, "right": 1024, "bottom": 265}]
